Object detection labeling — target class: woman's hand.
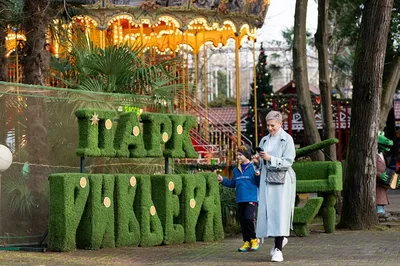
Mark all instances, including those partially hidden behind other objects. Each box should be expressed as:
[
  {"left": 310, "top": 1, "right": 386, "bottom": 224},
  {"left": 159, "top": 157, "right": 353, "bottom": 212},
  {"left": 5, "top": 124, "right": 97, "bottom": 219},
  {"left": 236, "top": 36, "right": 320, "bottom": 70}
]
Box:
[
  {"left": 217, "top": 175, "right": 223, "bottom": 183},
  {"left": 259, "top": 151, "right": 271, "bottom": 161}
]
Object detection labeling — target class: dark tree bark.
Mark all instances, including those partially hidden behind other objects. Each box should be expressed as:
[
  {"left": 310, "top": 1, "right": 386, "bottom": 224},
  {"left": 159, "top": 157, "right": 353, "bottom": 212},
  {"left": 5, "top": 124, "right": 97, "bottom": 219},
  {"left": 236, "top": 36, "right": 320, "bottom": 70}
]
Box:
[
  {"left": 0, "top": 27, "right": 7, "bottom": 81},
  {"left": 315, "top": 0, "right": 336, "bottom": 161},
  {"left": 380, "top": 56, "right": 400, "bottom": 130},
  {"left": 293, "top": 0, "right": 324, "bottom": 161},
  {"left": 339, "top": 0, "right": 394, "bottom": 230},
  {"left": 22, "top": 0, "right": 52, "bottom": 234}
]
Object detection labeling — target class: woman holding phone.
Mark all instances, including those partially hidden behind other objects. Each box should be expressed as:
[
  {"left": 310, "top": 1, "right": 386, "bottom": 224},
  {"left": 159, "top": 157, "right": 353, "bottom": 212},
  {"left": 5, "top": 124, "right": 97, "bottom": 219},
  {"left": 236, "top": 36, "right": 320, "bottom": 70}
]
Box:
[{"left": 254, "top": 110, "right": 296, "bottom": 262}]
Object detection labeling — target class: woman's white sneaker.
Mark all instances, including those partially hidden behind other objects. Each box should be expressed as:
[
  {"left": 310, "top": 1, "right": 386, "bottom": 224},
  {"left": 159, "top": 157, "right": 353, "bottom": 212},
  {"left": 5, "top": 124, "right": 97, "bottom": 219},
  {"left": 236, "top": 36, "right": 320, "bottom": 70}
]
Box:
[
  {"left": 271, "top": 248, "right": 284, "bottom": 262},
  {"left": 270, "top": 237, "right": 288, "bottom": 256}
]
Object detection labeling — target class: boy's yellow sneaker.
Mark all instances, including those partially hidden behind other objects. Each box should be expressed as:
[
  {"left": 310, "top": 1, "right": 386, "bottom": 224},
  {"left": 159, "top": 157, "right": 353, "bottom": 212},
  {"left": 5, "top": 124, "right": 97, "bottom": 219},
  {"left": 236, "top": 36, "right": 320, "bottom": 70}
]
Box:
[
  {"left": 250, "top": 238, "right": 259, "bottom": 251},
  {"left": 238, "top": 241, "right": 251, "bottom": 252}
]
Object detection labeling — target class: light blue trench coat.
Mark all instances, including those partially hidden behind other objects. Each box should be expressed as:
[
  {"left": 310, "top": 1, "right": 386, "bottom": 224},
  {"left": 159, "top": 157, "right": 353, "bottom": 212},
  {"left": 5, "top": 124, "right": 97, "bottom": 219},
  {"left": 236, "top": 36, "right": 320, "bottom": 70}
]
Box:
[{"left": 256, "top": 129, "right": 296, "bottom": 238}]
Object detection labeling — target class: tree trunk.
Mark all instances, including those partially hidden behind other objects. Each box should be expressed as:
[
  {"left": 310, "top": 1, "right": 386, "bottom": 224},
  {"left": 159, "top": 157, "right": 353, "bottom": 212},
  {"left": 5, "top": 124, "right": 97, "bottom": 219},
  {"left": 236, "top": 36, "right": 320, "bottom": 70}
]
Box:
[
  {"left": 0, "top": 27, "right": 8, "bottom": 144},
  {"left": 339, "top": 0, "right": 394, "bottom": 230},
  {"left": 293, "top": 0, "right": 324, "bottom": 161},
  {"left": 379, "top": 56, "right": 400, "bottom": 130},
  {"left": 315, "top": 0, "right": 337, "bottom": 161},
  {"left": 22, "top": 0, "right": 52, "bottom": 234},
  {"left": 0, "top": 27, "right": 7, "bottom": 81}
]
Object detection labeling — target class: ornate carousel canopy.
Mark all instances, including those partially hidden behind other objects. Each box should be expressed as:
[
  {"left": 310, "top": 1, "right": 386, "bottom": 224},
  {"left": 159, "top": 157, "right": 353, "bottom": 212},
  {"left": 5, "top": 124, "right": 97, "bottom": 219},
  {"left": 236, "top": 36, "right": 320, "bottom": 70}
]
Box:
[{"left": 76, "top": 0, "right": 270, "bottom": 53}]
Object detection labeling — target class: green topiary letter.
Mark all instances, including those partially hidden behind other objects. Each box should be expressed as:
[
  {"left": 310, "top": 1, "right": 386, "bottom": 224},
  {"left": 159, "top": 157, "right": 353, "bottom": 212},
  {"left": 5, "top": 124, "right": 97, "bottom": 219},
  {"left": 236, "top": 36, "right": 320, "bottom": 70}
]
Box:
[
  {"left": 195, "top": 172, "right": 224, "bottom": 241},
  {"left": 114, "top": 174, "right": 141, "bottom": 247},
  {"left": 76, "top": 174, "right": 115, "bottom": 249},
  {"left": 48, "top": 173, "right": 90, "bottom": 251},
  {"left": 151, "top": 174, "right": 184, "bottom": 245},
  {"left": 134, "top": 175, "right": 164, "bottom": 247},
  {"left": 114, "top": 112, "right": 146, "bottom": 158},
  {"left": 141, "top": 113, "right": 172, "bottom": 157},
  {"left": 75, "top": 109, "right": 117, "bottom": 157},
  {"left": 179, "top": 174, "right": 206, "bottom": 243},
  {"left": 164, "top": 115, "right": 198, "bottom": 158}
]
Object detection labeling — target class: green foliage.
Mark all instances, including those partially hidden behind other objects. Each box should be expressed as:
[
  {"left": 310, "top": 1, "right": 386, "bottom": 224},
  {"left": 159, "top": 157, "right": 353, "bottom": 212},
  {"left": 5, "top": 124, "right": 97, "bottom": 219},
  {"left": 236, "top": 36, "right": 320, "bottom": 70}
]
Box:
[
  {"left": 219, "top": 186, "right": 238, "bottom": 229},
  {"left": 293, "top": 197, "right": 324, "bottom": 237},
  {"left": 134, "top": 175, "right": 164, "bottom": 247},
  {"left": 195, "top": 172, "right": 224, "bottom": 241},
  {"left": 164, "top": 115, "right": 198, "bottom": 158},
  {"left": 2, "top": 170, "right": 35, "bottom": 219},
  {"left": 151, "top": 174, "right": 184, "bottom": 245},
  {"left": 208, "top": 95, "right": 237, "bottom": 107},
  {"left": 293, "top": 161, "right": 343, "bottom": 192},
  {"left": 75, "top": 109, "right": 198, "bottom": 159},
  {"left": 50, "top": 33, "right": 177, "bottom": 96},
  {"left": 0, "top": 0, "right": 23, "bottom": 28},
  {"left": 48, "top": 172, "right": 224, "bottom": 251},
  {"left": 329, "top": 0, "right": 399, "bottom": 93},
  {"left": 114, "top": 174, "right": 140, "bottom": 247},
  {"left": 292, "top": 161, "right": 342, "bottom": 235},
  {"left": 113, "top": 111, "right": 146, "bottom": 158},
  {"left": 245, "top": 43, "right": 273, "bottom": 146},
  {"left": 216, "top": 70, "right": 228, "bottom": 96},
  {"left": 141, "top": 113, "right": 172, "bottom": 157},
  {"left": 178, "top": 174, "right": 206, "bottom": 243},
  {"left": 48, "top": 173, "right": 90, "bottom": 251},
  {"left": 281, "top": 26, "right": 314, "bottom": 50},
  {"left": 76, "top": 174, "right": 115, "bottom": 250},
  {"left": 75, "top": 108, "right": 117, "bottom": 157},
  {"left": 295, "top": 138, "right": 339, "bottom": 159}
]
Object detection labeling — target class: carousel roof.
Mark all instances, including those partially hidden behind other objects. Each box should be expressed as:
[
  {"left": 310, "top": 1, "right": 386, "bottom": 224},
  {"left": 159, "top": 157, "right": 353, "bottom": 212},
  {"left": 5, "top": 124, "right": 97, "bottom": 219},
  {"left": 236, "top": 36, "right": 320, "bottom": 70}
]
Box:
[
  {"left": 83, "top": 0, "right": 270, "bottom": 29},
  {"left": 72, "top": 0, "right": 270, "bottom": 53}
]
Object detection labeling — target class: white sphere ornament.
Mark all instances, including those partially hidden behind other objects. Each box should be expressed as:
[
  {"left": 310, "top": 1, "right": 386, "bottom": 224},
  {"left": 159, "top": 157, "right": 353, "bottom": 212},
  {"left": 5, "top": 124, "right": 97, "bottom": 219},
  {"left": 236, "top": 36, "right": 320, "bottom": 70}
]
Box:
[{"left": 0, "top": 145, "right": 12, "bottom": 172}]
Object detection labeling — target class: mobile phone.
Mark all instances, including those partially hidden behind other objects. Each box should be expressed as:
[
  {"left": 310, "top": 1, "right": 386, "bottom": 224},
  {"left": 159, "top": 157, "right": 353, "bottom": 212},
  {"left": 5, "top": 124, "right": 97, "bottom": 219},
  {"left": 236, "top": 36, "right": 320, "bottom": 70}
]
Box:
[{"left": 255, "top": 147, "right": 263, "bottom": 153}]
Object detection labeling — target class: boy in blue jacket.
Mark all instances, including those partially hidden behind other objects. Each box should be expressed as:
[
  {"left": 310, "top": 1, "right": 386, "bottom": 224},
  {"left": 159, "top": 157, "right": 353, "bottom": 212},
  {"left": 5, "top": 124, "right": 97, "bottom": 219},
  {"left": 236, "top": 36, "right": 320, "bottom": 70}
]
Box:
[{"left": 217, "top": 144, "right": 260, "bottom": 252}]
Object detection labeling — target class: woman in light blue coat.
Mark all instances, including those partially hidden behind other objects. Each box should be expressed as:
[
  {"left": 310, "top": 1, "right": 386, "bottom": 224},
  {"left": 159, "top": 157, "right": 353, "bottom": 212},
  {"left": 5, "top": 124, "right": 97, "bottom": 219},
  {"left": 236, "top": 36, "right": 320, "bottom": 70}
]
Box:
[{"left": 255, "top": 111, "right": 296, "bottom": 262}]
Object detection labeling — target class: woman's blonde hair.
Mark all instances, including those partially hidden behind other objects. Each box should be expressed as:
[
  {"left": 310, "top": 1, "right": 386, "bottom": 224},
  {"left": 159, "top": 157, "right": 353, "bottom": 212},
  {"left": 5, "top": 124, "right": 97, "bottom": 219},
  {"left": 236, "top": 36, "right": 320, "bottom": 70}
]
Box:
[{"left": 265, "top": 110, "right": 283, "bottom": 122}]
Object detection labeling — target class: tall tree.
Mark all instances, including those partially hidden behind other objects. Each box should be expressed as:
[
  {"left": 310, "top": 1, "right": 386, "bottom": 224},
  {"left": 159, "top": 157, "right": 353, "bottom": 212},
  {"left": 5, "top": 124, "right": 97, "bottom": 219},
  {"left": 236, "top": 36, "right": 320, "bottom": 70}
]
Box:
[
  {"left": 293, "top": 0, "right": 324, "bottom": 160},
  {"left": 379, "top": 0, "right": 400, "bottom": 129},
  {"left": 245, "top": 43, "right": 273, "bottom": 146},
  {"left": 339, "top": 0, "right": 394, "bottom": 229},
  {"left": 329, "top": 0, "right": 400, "bottom": 129},
  {"left": 0, "top": 0, "right": 23, "bottom": 81},
  {"left": 315, "top": 0, "right": 336, "bottom": 160},
  {"left": 0, "top": 28, "right": 7, "bottom": 81},
  {"left": 21, "top": 0, "right": 53, "bottom": 234}
]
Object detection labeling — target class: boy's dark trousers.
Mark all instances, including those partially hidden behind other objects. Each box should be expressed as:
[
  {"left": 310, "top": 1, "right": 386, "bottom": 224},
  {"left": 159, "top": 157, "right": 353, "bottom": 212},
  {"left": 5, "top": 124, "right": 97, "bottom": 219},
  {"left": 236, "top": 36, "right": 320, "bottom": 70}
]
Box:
[{"left": 238, "top": 202, "right": 257, "bottom": 242}]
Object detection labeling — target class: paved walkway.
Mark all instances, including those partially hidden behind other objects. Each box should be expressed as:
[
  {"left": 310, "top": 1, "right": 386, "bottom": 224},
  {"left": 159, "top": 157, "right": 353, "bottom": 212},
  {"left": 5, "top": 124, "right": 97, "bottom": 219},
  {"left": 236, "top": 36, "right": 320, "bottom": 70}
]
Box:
[
  {"left": 1, "top": 190, "right": 400, "bottom": 266},
  {"left": 1, "top": 229, "right": 400, "bottom": 265}
]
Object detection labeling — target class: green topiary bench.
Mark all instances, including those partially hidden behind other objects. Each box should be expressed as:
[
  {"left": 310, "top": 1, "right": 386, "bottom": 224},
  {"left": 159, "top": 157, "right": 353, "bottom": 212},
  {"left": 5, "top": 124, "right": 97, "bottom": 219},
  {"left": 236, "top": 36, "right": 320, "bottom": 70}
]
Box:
[
  {"left": 292, "top": 161, "right": 343, "bottom": 236},
  {"left": 293, "top": 197, "right": 323, "bottom": 236}
]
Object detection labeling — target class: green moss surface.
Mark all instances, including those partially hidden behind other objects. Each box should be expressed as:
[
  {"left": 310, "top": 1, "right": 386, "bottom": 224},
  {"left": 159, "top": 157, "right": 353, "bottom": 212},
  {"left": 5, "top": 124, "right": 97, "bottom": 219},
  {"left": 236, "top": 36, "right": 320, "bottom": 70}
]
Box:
[
  {"left": 179, "top": 174, "right": 206, "bottom": 243},
  {"left": 195, "top": 172, "right": 224, "bottom": 242},
  {"left": 76, "top": 174, "right": 115, "bottom": 250},
  {"left": 141, "top": 113, "right": 172, "bottom": 157},
  {"left": 151, "top": 174, "right": 184, "bottom": 245},
  {"left": 114, "top": 174, "right": 141, "bottom": 247},
  {"left": 114, "top": 112, "right": 146, "bottom": 158},
  {"left": 164, "top": 115, "right": 198, "bottom": 158},
  {"left": 75, "top": 109, "right": 117, "bottom": 157},
  {"left": 48, "top": 173, "right": 90, "bottom": 251},
  {"left": 134, "top": 175, "right": 164, "bottom": 247},
  {"left": 293, "top": 197, "right": 323, "bottom": 237}
]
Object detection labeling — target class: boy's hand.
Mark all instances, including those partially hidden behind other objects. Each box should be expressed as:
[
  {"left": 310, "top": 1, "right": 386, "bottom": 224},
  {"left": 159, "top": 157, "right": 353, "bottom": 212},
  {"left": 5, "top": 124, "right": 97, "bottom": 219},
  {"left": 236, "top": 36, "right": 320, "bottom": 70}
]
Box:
[{"left": 217, "top": 175, "right": 223, "bottom": 183}]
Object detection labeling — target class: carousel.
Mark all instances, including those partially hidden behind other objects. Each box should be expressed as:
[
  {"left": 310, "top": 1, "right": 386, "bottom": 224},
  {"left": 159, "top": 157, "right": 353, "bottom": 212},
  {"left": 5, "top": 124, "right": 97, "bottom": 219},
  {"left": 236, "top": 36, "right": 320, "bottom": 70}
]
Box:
[{"left": 5, "top": 0, "right": 271, "bottom": 163}]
